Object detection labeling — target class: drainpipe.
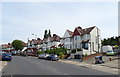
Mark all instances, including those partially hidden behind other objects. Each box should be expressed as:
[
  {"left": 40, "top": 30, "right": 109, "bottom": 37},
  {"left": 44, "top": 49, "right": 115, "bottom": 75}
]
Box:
[{"left": 97, "top": 28, "right": 100, "bottom": 53}]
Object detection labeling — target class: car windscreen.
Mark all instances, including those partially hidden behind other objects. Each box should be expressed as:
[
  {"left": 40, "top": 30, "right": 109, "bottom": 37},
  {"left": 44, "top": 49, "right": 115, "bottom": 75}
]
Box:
[{"left": 107, "top": 51, "right": 112, "bottom": 52}]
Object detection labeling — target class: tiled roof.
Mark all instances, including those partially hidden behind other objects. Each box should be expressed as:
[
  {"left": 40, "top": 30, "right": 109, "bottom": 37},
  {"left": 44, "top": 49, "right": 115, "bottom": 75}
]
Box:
[
  {"left": 28, "top": 38, "right": 43, "bottom": 44},
  {"left": 73, "top": 26, "right": 95, "bottom": 36},
  {"left": 67, "top": 30, "right": 73, "bottom": 36},
  {"left": 43, "top": 38, "right": 48, "bottom": 42},
  {"left": 1, "top": 44, "right": 12, "bottom": 48},
  {"left": 52, "top": 35, "right": 61, "bottom": 42},
  {"left": 82, "top": 26, "right": 95, "bottom": 35},
  {"left": 47, "top": 34, "right": 61, "bottom": 42}
]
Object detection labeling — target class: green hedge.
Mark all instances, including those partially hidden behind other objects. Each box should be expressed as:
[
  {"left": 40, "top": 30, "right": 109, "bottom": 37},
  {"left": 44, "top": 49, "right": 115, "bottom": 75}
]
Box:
[
  {"left": 36, "top": 51, "right": 45, "bottom": 55},
  {"left": 37, "top": 48, "right": 67, "bottom": 59}
]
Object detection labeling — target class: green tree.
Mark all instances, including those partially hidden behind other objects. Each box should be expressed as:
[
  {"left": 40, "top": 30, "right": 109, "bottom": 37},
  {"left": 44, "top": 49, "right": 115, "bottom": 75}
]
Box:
[
  {"left": 48, "top": 29, "right": 51, "bottom": 37},
  {"left": 102, "top": 36, "right": 118, "bottom": 46},
  {"left": 12, "top": 40, "right": 24, "bottom": 51},
  {"left": 44, "top": 30, "right": 48, "bottom": 38}
]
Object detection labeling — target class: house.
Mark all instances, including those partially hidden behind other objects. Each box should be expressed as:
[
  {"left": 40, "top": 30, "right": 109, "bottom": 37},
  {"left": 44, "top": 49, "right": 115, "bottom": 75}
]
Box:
[
  {"left": 61, "top": 26, "right": 101, "bottom": 56},
  {"left": 60, "top": 30, "right": 73, "bottom": 53},
  {"left": 27, "top": 38, "right": 42, "bottom": 54},
  {"left": 41, "top": 34, "right": 61, "bottom": 51},
  {"left": 0, "top": 43, "right": 15, "bottom": 52},
  {"left": 72, "top": 26, "right": 101, "bottom": 55}
]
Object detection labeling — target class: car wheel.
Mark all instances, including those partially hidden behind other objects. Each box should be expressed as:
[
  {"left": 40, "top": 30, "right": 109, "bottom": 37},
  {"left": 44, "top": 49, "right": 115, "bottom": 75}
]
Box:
[{"left": 50, "top": 58, "right": 53, "bottom": 61}]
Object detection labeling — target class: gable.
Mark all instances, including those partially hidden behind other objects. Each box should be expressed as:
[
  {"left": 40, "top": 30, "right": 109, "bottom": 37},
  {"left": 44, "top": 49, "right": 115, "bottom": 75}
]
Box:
[
  {"left": 72, "top": 28, "right": 80, "bottom": 36},
  {"left": 63, "top": 30, "right": 71, "bottom": 38}
]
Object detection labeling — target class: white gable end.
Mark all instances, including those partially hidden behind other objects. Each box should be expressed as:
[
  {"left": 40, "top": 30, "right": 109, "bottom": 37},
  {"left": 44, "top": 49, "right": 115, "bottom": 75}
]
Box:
[{"left": 63, "top": 30, "right": 71, "bottom": 38}]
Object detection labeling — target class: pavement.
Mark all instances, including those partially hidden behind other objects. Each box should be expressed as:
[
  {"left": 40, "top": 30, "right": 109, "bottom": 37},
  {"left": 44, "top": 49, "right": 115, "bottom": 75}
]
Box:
[
  {"left": 59, "top": 56, "right": 119, "bottom": 75},
  {"left": 0, "top": 61, "right": 7, "bottom": 77},
  {"left": 2, "top": 56, "right": 113, "bottom": 75}
]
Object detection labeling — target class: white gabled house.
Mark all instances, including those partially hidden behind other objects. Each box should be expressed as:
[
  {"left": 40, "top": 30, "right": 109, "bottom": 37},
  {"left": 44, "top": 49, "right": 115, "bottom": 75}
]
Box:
[
  {"left": 27, "top": 38, "right": 42, "bottom": 55},
  {"left": 60, "top": 30, "right": 73, "bottom": 53},
  {"left": 72, "top": 26, "right": 101, "bottom": 55},
  {"left": 61, "top": 26, "right": 101, "bottom": 56},
  {"left": 40, "top": 34, "right": 61, "bottom": 51}
]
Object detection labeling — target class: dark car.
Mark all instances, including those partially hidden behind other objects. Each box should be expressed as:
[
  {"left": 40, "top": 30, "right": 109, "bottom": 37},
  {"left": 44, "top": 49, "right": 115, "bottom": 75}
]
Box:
[
  {"left": 11, "top": 51, "right": 17, "bottom": 56},
  {"left": 2, "top": 53, "right": 12, "bottom": 61},
  {"left": 46, "top": 54, "right": 59, "bottom": 61}
]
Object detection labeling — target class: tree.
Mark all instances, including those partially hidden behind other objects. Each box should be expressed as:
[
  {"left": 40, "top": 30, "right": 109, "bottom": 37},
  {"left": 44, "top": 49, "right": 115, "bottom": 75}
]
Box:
[
  {"left": 44, "top": 30, "right": 48, "bottom": 38},
  {"left": 102, "top": 36, "right": 118, "bottom": 46},
  {"left": 12, "top": 40, "right": 24, "bottom": 51},
  {"left": 48, "top": 29, "right": 51, "bottom": 37}
]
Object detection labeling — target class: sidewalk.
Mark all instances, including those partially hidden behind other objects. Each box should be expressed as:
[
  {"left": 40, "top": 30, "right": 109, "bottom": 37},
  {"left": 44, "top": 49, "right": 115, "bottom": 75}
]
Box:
[
  {"left": 0, "top": 61, "right": 7, "bottom": 76},
  {"left": 59, "top": 59, "right": 119, "bottom": 75}
]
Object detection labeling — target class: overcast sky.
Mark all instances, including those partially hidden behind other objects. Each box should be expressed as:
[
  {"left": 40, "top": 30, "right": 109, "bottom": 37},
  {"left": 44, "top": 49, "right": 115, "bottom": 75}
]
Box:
[{"left": 1, "top": 0, "right": 118, "bottom": 44}]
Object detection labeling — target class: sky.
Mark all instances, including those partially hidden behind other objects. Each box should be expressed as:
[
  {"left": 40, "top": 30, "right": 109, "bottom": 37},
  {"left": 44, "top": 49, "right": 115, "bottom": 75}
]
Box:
[{"left": 0, "top": 0, "right": 118, "bottom": 44}]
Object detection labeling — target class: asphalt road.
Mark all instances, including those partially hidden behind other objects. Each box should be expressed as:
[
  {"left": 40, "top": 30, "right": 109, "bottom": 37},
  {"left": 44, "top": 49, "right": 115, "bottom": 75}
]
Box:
[{"left": 2, "top": 56, "right": 113, "bottom": 75}]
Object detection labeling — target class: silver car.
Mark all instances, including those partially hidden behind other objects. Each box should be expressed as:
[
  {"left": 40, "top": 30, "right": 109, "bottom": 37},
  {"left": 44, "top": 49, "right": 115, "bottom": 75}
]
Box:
[{"left": 38, "top": 53, "right": 50, "bottom": 59}]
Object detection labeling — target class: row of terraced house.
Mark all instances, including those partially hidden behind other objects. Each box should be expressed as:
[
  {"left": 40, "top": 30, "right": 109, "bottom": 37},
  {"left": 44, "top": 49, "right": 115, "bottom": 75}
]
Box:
[{"left": 27, "top": 26, "right": 101, "bottom": 56}]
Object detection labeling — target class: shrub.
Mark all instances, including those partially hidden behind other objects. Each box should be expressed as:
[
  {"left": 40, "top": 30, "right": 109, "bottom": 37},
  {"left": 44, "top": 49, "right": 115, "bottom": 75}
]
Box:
[
  {"left": 84, "top": 54, "right": 88, "bottom": 57},
  {"left": 36, "top": 51, "right": 45, "bottom": 55},
  {"left": 71, "top": 49, "right": 76, "bottom": 53}
]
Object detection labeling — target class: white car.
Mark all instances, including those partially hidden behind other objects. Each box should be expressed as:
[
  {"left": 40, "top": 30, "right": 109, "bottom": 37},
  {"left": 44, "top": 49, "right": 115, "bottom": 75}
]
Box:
[{"left": 38, "top": 53, "right": 50, "bottom": 59}]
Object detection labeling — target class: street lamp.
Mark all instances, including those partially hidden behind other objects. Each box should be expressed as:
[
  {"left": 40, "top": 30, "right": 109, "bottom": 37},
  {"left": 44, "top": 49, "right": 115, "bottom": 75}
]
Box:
[{"left": 32, "top": 33, "right": 37, "bottom": 40}]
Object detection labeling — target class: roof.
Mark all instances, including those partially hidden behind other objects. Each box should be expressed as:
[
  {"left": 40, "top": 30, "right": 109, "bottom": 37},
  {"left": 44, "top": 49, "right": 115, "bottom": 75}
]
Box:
[
  {"left": 28, "top": 38, "right": 43, "bottom": 44},
  {"left": 52, "top": 34, "right": 61, "bottom": 42},
  {"left": 1, "top": 44, "right": 13, "bottom": 49},
  {"left": 72, "top": 26, "right": 95, "bottom": 36},
  {"left": 67, "top": 30, "right": 73, "bottom": 36},
  {"left": 43, "top": 38, "right": 48, "bottom": 42},
  {"left": 46, "top": 34, "right": 61, "bottom": 42},
  {"left": 82, "top": 26, "right": 95, "bottom": 35}
]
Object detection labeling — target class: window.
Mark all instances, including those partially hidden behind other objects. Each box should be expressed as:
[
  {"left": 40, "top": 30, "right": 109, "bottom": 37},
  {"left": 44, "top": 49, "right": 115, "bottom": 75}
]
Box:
[
  {"left": 74, "top": 36, "right": 77, "bottom": 40},
  {"left": 96, "top": 36, "right": 98, "bottom": 44},
  {"left": 77, "top": 36, "right": 81, "bottom": 40},
  {"left": 82, "top": 43, "right": 88, "bottom": 50},
  {"left": 74, "top": 36, "right": 80, "bottom": 40},
  {"left": 77, "top": 43, "right": 80, "bottom": 48},
  {"left": 74, "top": 43, "right": 77, "bottom": 49}
]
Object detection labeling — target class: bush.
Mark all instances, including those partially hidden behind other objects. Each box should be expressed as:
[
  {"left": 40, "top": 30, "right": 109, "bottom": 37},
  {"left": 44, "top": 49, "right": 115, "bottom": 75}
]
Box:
[
  {"left": 43, "top": 48, "right": 67, "bottom": 59},
  {"left": 71, "top": 49, "right": 76, "bottom": 53},
  {"left": 84, "top": 54, "right": 88, "bottom": 57},
  {"left": 36, "top": 51, "right": 45, "bottom": 55}
]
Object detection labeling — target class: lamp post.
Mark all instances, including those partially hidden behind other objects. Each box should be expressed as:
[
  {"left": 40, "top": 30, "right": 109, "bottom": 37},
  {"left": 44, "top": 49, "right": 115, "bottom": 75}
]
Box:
[
  {"left": 32, "top": 33, "right": 37, "bottom": 40},
  {"left": 32, "top": 33, "right": 37, "bottom": 56}
]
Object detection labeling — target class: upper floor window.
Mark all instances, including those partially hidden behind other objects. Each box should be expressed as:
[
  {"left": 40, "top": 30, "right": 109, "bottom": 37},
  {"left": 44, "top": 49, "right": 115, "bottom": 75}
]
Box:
[
  {"left": 74, "top": 36, "right": 81, "bottom": 40},
  {"left": 82, "top": 34, "right": 90, "bottom": 40}
]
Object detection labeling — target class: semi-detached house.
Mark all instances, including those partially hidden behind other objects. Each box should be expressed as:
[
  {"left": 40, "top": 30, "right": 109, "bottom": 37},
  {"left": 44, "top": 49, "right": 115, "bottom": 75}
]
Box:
[{"left": 61, "top": 26, "right": 101, "bottom": 56}]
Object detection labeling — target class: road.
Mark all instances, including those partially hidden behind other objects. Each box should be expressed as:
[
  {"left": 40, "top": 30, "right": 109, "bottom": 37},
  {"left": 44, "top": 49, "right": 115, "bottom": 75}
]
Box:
[{"left": 2, "top": 56, "right": 113, "bottom": 75}]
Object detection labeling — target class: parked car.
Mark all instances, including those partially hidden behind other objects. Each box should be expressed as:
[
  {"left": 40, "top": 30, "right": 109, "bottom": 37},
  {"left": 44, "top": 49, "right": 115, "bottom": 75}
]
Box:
[
  {"left": 0, "top": 51, "right": 6, "bottom": 60},
  {"left": 11, "top": 51, "right": 17, "bottom": 56},
  {"left": 46, "top": 54, "right": 59, "bottom": 61},
  {"left": 106, "top": 50, "right": 116, "bottom": 56},
  {"left": 102, "top": 45, "right": 113, "bottom": 53},
  {"left": 2, "top": 53, "right": 12, "bottom": 61},
  {"left": 38, "top": 53, "right": 50, "bottom": 59}
]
